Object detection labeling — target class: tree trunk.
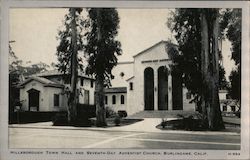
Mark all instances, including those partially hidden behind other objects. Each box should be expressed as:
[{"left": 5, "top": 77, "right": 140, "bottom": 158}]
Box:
[
  {"left": 95, "top": 9, "right": 107, "bottom": 127},
  {"left": 67, "top": 8, "right": 78, "bottom": 124},
  {"left": 200, "top": 9, "right": 225, "bottom": 130},
  {"left": 95, "top": 75, "right": 107, "bottom": 126}
]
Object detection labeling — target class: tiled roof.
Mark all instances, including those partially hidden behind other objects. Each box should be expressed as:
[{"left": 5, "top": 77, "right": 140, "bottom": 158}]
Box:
[
  {"left": 31, "top": 70, "right": 94, "bottom": 79},
  {"left": 104, "top": 87, "right": 127, "bottom": 93},
  {"left": 19, "top": 76, "right": 64, "bottom": 88}
]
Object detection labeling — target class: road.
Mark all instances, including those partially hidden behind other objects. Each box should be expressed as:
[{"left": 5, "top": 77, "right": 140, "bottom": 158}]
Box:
[{"left": 9, "top": 127, "right": 240, "bottom": 149}]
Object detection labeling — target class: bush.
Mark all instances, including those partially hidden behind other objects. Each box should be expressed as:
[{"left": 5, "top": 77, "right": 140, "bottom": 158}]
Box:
[
  {"left": 52, "top": 113, "right": 68, "bottom": 126},
  {"left": 235, "top": 111, "right": 241, "bottom": 118},
  {"left": 106, "top": 107, "right": 117, "bottom": 118},
  {"left": 118, "top": 110, "right": 127, "bottom": 118},
  {"left": 161, "top": 118, "right": 167, "bottom": 128},
  {"left": 52, "top": 113, "right": 92, "bottom": 127},
  {"left": 73, "top": 117, "right": 92, "bottom": 127},
  {"left": 114, "top": 116, "right": 121, "bottom": 126},
  {"left": 10, "top": 111, "right": 61, "bottom": 124},
  {"left": 77, "top": 104, "right": 96, "bottom": 118},
  {"left": 160, "top": 113, "right": 206, "bottom": 131}
]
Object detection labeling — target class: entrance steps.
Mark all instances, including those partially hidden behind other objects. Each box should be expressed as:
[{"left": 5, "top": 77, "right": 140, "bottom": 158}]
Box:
[{"left": 128, "top": 110, "right": 196, "bottom": 119}]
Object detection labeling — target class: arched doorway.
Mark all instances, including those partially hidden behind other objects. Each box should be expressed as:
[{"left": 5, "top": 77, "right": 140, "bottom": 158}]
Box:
[
  {"left": 172, "top": 68, "right": 183, "bottom": 110},
  {"left": 144, "top": 67, "right": 154, "bottom": 110},
  {"left": 27, "top": 88, "right": 40, "bottom": 111},
  {"left": 158, "top": 66, "right": 168, "bottom": 110}
]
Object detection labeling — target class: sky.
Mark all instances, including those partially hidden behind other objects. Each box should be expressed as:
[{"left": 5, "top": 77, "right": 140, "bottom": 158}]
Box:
[{"left": 9, "top": 8, "right": 236, "bottom": 80}]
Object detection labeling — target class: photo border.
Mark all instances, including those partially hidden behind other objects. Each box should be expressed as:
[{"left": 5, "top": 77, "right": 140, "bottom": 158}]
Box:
[{"left": 1, "top": 1, "right": 249, "bottom": 160}]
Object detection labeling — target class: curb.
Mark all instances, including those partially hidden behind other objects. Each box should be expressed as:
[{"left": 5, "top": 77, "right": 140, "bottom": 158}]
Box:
[{"left": 9, "top": 125, "right": 240, "bottom": 136}]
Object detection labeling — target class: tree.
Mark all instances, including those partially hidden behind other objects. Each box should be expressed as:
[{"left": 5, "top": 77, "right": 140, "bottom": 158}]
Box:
[
  {"left": 221, "top": 9, "right": 241, "bottom": 101},
  {"left": 228, "top": 66, "right": 240, "bottom": 100},
  {"left": 168, "top": 9, "right": 225, "bottom": 130},
  {"left": 200, "top": 9, "right": 224, "bottom": 130},
  {"left": 9, "top": 41, "right": 49, "bottom": 123},
  {"left": 56, "top": 8, "right": 85, "bottom": 124},
  {"left": 84, "top": 8, "right": 122, "bottom": 127}
]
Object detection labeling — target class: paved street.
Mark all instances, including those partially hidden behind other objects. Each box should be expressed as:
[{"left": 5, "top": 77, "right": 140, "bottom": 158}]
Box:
[{"left": 9, "top": 127, "right": 240, "bottom": 150}]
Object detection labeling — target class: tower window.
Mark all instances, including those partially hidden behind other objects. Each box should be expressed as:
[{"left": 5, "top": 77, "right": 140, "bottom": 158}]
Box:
[
  {"left": 105, "top": 96, "right": 108, "bottom": 105},
  {"left": 112, "top": 95, "right": 116, "bottom": 104},
  {"left": 129, "top": 82, "right": 133, "bottom": 90},
  {"left": 121, "top": 95, "right": 125, "bottom": 104}
]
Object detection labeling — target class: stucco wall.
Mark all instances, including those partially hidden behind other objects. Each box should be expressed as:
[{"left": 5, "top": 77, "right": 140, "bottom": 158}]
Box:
[
  {"left": 125, "top": 42, "right": 196, "bottom": 115},
  {"left": 131, "top": 42, "right": 173, "bottom": 114},
  {"left": 77, "top": 78, "right": 95, "bottom": 105},
  {"left": 20, "top": 76, "right": 95, "bottom": 113},
  {"left": 19, "top": 80, "right": 66, "bottom": 112},
  {"left": 104, "top": 93, "right": 127, "bottom": 112},
  {"left": 110, "top": 62, "right": 134, "bottom": 87}
]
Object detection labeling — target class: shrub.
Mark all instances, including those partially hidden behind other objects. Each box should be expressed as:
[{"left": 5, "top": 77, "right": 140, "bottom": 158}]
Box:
[
  {"left": 52, "top": 113, "right": 68, "bottom": 126},
  {"left": 235, "top": 111, "right": 241, "bottom": 118},
  {"left": 77, "top": 104, "right": 96, "bottom": 118},
  {"left": 73, "top": 117, "right": 92, "bottom": 127},
  {"left": 118, "top": 110, "right": 127, "bottom": 118},
  {"left": 106, "top": 107, "right": 117, "bottom": 118},
  {"left": 161, "top": 118, "right": 167, "bottom": 128},
  {"left": 114, "top": 116, "right": 121, "bottom": 126}
]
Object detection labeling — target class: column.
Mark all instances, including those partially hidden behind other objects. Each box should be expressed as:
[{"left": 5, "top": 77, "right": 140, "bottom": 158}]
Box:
[
  {"left": 154, "top": 68, "right": 158, "bottom": 111},
  {"left": 168, "top": 72, "right": 173, "bottom": 110}
]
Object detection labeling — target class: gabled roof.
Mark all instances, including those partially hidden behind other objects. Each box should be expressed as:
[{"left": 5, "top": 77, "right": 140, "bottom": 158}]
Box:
[
  {"left": 19, "top": 76, "right": 64, "bottom": 88},
  {"left": 31, "top": 70, "right": 94, "bottom": 79},
  {"left": 132, "top": 40, "right": 178, "bottom": 58},
  {"left": 104, "top": 87, "right": 127, "bottom": 93}
]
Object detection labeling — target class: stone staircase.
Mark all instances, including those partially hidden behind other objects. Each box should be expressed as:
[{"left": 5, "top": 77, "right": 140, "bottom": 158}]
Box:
[{"left": 127, "top": 110, "right": 196, "bottom": 119}]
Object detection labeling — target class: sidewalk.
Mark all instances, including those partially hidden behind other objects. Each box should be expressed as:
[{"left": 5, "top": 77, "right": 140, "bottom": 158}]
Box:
[{"left": 9, "top": 118, "right": 240, "bottom": 136}]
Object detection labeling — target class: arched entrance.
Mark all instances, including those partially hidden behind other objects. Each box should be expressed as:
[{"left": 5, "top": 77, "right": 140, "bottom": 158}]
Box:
[
  {"left": 27, "top": 88, "right": 40, "bottom": 111},
  {"left": 158, "top": 66, "right": 168, "bottom": 110},
  {"left": 144, "top": 67, "right": 154, "bottom": 110},
  {"left": 172, "top": 68, "right": 183, "bottom": 110}
]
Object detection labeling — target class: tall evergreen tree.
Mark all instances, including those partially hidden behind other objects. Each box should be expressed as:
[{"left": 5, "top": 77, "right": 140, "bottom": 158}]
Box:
[
  {"left": 56, "top": 8, "right": 84, "bottom": 124},
  {"left": 200, "top": 9, "right": 224, "bottom": 130},
  {"left": 168, "top": 9, "right": 225, "bottom": 130},
  {"left": 84, "top": 8, "right": 121, "bottom": 127},
  {"left": 221, "top": 9, "right": 241, "bottom": 101}
]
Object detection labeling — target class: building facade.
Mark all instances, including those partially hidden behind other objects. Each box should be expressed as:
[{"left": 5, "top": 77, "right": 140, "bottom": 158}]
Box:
[
  {"left": 19, "top": 70, "right": 95, "bottom": 112},
  {"left": 109, "top": 41, "right": 196, "bottom": 115}
]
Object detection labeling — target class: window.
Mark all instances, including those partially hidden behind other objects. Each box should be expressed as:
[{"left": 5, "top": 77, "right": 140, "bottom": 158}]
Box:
[
  {"left": 105, "top": 96, "right": 108, "bottom": 105},
  {"left": 186, "top": 92, "right": 191, "bottom": 99},
  {"left": 121, "top": 95, "right": 125, "bottom": 104},
  {"left": 112, "top": 95, "right": 116, "bottom": 104},
  {"left": 54, "top": 94, "right": 59, "bottom": 107},
  {"left": 91, "top": 80, "right": 94, "bottom": 88},
  {"left": 129, "top": 82, "right": 133, "bottom": 90},
  {"left": 84, "top": 90, "right": 89, "bottom": 104},
  {"left": 81, "top": 79, "right": 84, "bottom": 86},
  {"left": 231, "top": 106, "right": 236, "bottom": 112},
  {"left": 223, "top": 105, "right": 227, "bottom": 111}
]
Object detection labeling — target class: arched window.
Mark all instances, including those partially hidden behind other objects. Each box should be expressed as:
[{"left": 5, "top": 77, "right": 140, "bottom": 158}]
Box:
[
  {"left": 129, "top": 82, "right": 133, "bottom": 90},
  {"left": 112, "top": 95, "right": 116, "bottom": 104},
  {"left": 105, "top": 96, "right": 108, "bottom": 105},
  {"left": 121, "top": 95, "right": 125, "bottom": 104}
]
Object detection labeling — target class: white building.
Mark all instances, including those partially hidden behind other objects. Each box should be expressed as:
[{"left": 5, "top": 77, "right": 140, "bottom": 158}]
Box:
[
  {"left": 18, "top": 41, "right": 197, "bottom": 116},
  {"left": 19, "top": 70, "right": 95, "bottom": 112},
  {"left": 108, "top": 41, "right": 196, "bottom": 115},
  {"left": 104, "top": 87, "right": 127, "bottom": 112}
]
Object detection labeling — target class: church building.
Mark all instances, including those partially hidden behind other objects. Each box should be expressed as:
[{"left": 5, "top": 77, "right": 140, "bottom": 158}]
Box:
[{"left": 106, "top": 41, "right": 196, "bottom": 115}]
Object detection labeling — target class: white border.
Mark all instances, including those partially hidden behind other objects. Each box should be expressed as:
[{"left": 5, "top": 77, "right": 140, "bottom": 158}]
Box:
[{"left": 1, "top": 1, "right": 249, "bottom": 160}]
